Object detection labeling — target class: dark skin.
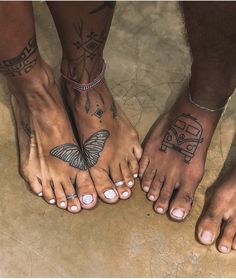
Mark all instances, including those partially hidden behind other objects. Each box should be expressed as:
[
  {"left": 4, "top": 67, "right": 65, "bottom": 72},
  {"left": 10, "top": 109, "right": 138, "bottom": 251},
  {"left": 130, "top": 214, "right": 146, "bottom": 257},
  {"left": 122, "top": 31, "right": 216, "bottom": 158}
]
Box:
[
  {"left": 0, "top": 1, "right": 142, "bottom": 212},
  {"left": 139, "top": 1, "right": 236, "bottom": 253}
]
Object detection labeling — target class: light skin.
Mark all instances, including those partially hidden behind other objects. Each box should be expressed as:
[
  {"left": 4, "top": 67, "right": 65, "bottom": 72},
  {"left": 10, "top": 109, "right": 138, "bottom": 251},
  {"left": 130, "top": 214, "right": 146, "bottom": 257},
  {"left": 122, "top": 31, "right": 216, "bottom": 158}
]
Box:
[
  {"left": 0, "top": 1, "right": 142, "bottom": 212},
  {"left": 139, "top": 1, "right": 236, "bottom": 253}
]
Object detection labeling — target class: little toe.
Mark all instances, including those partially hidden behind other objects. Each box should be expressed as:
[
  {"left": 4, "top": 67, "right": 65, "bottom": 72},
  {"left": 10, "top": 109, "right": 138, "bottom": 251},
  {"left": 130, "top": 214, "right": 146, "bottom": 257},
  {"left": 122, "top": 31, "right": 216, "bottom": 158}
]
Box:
[
  {"left": 76, "top": 172, "right": 97, "bottom": 209},
  {"left": 232, "top": 235, "right": 236, "bottom": 251},
  {"left": 197, "top": 206, "right": 223, "bottom": 245},
  {"left": 120, "top": 161, "right": 135, "bottom": 188},
  {"left": 169, "top": 183, "right": 196, "bottom": 221},
  {"left": 138, "top": 154, "right": 149, "bottom": 179},
  {"left": 141, "top": 165, "right": 156, "bottom": 193},
  {"left": 90, "top": 168, "right": 119, "bottom": 204},
  {"left": 62, "top": 180, "right": 81, "bottom": 213},
  {"left": 217, "top": 219, "right": 236, "bottom": 254},
  {"left": 133, "top": 144, "right": 143, "bottom": 161},
  {"left": 42, "top": 180, "right": 56, "bottom": 205},
  {"left": 128, "top": 155, "right": 139, "bottom": 179},
  {"left": 53, "top": 181, "right": 67, "bottom": 209},
  {"left": 147, "top": 174, "right": 165, "bottom": 202},
  {"left": 154, "top": 179, "right": 174, "bottom": 214},
  {"left": 29, "top": 177, "right": 43, "bottom": 197}
]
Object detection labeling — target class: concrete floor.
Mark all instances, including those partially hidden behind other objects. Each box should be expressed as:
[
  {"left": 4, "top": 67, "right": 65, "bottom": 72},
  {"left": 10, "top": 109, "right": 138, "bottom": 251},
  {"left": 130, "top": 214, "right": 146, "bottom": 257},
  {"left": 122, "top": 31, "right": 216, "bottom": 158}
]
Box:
[{"left": 1, "top": 1, "right": 236, "bottom": 277}]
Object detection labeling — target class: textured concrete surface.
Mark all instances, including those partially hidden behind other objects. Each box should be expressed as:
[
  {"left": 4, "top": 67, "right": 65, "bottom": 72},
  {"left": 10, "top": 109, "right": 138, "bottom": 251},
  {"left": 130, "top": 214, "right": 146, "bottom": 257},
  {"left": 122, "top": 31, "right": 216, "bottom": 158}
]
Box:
[{"left": 1, "top": 1, "right": 236, "bottom": 277}]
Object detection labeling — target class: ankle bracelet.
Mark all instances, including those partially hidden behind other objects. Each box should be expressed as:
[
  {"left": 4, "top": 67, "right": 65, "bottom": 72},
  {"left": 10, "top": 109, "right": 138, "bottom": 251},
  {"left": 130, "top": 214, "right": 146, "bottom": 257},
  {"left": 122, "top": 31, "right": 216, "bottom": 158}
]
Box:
[
  {"left": 61, "top": 61, "right": 106, "bottom": 92},
  {"left": 188, "top": 91, "right": 231, "bottom": 113}
]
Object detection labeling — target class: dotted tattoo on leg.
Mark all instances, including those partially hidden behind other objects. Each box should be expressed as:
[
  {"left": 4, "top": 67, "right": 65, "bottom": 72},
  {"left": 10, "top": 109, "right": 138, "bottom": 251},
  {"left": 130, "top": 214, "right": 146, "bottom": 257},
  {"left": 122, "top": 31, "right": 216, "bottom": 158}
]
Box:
[{"left": 160, "top": 113, "right": 204, "bottom": 164}]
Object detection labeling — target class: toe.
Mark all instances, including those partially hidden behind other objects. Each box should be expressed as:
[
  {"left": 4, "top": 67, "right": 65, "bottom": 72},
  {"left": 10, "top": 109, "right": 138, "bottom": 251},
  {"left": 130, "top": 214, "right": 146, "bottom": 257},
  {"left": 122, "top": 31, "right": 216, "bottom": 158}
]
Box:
[
  {"left": 217, "top": 218, "right": 236, "bottom": 254},
  {"left": 169, "top": 182, "right": 196, "bottom": 221},
  {"left": 53, "top": 182, "right": 67, "bottom": 209},
  {"left": 116, "top": 185, "right": 132, "bottom": 200},
  {"left": 138, "top": 154, "right": 149, "bottom": 179},
  {"left": 42, "top": 179, "right": 56, "bottom": 205},
  {"left": 29, "top": 177, "right": 43, "bottom": 197},
  {"left": 147, "top": 173, "right": 165, "bottom": 202},
  {"left": 128, "top": 155, "right": 139, "bottom": 179},
  {"left": 90, "top": 168, "right": 119, "bottom": 204},
  {"left": 110, "top": 163, "right": 125, "bottom": 188},
  {"left": 120, "top": 160, "right": 135, "bottom": 188},
  {"left": 154, "top": 178, "right": 174, "bottom": 214},
  {"left": 141, "top": 165, "right": 156, "bottom": 193},
  {"left": 197, "top": 204, "right": 223, "bottom": 245},
  {"left": 232, "top": 235, "right": 236, "bottom": 251},
  {"left": 76, "top": 171, "right": 97, "bottom": 209},
  {"left": 62, "top": 179, "right": 81, "bottom": 213},
  {"left": 133, "top": 144, "right": 143, "bottom": 161}
]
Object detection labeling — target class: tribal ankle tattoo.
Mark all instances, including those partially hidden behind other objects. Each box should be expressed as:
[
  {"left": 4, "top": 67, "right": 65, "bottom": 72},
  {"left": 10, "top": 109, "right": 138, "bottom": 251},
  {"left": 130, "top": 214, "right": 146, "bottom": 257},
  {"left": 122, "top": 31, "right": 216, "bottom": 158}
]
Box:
[
  {"left": 50, "top": 130, "right": 110, "bottom": 170},
  {"left": 160, "top": 113, "right": 204, "bottom": 164},
  {"left": 0, "top": 37, "right": 37, "bottom": 77}
]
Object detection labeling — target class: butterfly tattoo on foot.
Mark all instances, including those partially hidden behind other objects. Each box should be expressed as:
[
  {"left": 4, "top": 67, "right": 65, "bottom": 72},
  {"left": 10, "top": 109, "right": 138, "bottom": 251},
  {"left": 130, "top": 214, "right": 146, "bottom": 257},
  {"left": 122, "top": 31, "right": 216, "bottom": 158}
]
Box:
[{"left": 50, "top": 130, "right": 110, "bottom": 170}]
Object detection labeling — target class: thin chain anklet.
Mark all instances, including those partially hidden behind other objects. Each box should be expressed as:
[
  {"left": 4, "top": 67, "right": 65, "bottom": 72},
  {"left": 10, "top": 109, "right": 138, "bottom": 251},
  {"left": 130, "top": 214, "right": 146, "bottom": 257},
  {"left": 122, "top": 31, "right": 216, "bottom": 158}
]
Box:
[
  {"left": 61, "top": 61, "right": 106, "bottom": 92},
  {"left": 188, "top": 91, "right": 231, "bottom": 113}
]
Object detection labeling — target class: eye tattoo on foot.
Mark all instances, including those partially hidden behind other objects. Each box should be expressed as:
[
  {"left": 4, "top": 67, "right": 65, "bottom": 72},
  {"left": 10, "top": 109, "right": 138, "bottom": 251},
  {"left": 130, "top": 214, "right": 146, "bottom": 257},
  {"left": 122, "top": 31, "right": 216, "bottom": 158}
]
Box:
[
  {"left": 50, "top": 130, "right": 110, "bottom": 170},
  {"left": 0, "top": 36, "right": 37, "bottom": 77},
  {"left": 160, "top": 113, "right": 204, "bottom": 164}
]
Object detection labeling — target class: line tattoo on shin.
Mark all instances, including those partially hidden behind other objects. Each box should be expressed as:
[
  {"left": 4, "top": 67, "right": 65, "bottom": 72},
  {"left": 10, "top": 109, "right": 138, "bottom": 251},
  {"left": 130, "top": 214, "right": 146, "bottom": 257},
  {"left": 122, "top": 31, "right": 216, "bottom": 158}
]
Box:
[
  {"left": 50, "top": 130, "right": 110, "bottom": 170},
  {"left": 160, "top": 113, "right": 203, "bottom": 164},
  {"left": 0, "top": 37, "right": 37, "bottom": 77}
]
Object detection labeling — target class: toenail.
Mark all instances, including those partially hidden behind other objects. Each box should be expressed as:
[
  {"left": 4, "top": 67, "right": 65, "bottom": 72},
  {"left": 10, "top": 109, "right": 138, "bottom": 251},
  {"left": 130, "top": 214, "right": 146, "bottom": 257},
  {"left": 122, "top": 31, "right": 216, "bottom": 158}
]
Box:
[
  {"left": 122, "top": 191, "right": 129, "bottom": 198},
  {"left": 171, "top": 208, "right": 186, "bottom": 220},
  {"left": 82, "top": 194, "right": 93, "bottom": 204},
  {"left": 60, "top": 201, "right": 66, "bottom": 208},
  {"left": 148, "top": 195, "right": 155, "bottom": 201},
  {"left": 37, "top": 192, "right": 43, "bottom": 197},
  {"left": 128, "top": 181, "right": 134, "bottom": 187},
  {"left": 156, "top": 207, "right": 164, "bottom": 214},
  {"left": 139, "top": 173, "right": 143, "bottom": 178},
  {"left": 219, "top": 245, "right": 229, "bottom": 253},
  {"left": 104, "top": 189, "right": 117, "bottom": 199},
  {"left": 115, "top": 180, "right": 124, "bottom": 187},
  {"left": 200, "top": 230, "right": 213, "bottom": 244},
  {"left": 49, "top": 199, "right": 55, "bottom": 204},
  {"left": 70, "top": 205, "right": 78, "bottom": 212},
  {"left": 133, "top": 173, "right": 138, "bottom": 178},
  {"left": 143, "top": 186, "right": 149, "bottom": 192}
]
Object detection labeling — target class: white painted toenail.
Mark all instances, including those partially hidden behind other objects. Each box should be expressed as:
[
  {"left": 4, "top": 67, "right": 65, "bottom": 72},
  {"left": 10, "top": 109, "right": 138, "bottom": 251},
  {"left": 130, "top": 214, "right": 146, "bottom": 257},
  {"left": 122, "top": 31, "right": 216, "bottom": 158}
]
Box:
[
  {"left": 82, "top": 194, "right": 93, "bottom": 204},
  {"left": 128, "top": 181, "right": 134, "bottom": 187},
  {"left": 139, "top": 173, "right": 143, "bottom": 178},
  {"left": 171, "top": 208, "right": 185, "bottom": 219},
  {"left": 115, "top": 180, "right": 124, "bottom": 187},
  {"left": 37, "top": 192, "right": 43, "bottom": 197},
  {"left": 148, "top": 195, "right": 155, "bottom": 201},
  {"left": 201, "top": 230, "right": 213, "bottom": 244},
  {"left": 220, "top": 245, "right": 229, "bottom": 253},
  {"left": 104, "top": 189, "right": 117, "bottom": 199},
  {"left": 122, "top": 191, "right": 129, "bottom": 197},
  {"left": 60, "top": 201, "right": 66, "bottom": 208},
  {"left": 133, "top": 173, "right": 138, "bottom": 178},
  {"left": 70, "top": 205, "right": 78, "bottom": 211},
  {"left": 156, "top": 207, "right": 164, "bottom": 214},
  {"left": 49, "top": 199, "right": 55, "bottom": 204},
  {"left": 143, "top": 186, "right": 149, "bottom": 192}
]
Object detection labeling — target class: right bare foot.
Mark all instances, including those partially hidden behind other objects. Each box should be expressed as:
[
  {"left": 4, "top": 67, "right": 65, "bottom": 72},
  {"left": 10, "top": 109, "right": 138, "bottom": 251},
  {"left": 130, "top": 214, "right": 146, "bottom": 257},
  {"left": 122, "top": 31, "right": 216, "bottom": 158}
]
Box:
[
  {"left": 197, "top": 167, "right": 236, "bottom": 253},
  {"left": 6, "top": 43, "right": 97, "bottom": 213}
]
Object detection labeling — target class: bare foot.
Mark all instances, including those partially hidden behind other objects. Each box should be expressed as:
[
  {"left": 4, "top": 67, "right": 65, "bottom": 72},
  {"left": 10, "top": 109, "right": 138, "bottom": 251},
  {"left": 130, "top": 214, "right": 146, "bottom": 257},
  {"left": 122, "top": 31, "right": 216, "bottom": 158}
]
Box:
[
  {"left": 139, "top": 91, "right": 222, "bottom": 220},
  {"left": 62, "top": 62, "right": 142, "bottom": 204},
  {"left": 10, "top": 57, "right": 97, "bottom": 213},
  {"left": 197, "top": 168, "right": 236, "bottom": 253}
]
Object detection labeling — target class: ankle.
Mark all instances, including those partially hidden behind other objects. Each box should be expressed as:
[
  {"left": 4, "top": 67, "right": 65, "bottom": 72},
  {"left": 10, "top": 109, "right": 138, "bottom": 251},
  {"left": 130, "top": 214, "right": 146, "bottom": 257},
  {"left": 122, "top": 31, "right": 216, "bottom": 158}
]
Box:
[
  {"left": 61, "top": 55, "right": 104, "bottom": 84},
  {"left": 189, "top": 57, "right": 236, "bottom": 109}
]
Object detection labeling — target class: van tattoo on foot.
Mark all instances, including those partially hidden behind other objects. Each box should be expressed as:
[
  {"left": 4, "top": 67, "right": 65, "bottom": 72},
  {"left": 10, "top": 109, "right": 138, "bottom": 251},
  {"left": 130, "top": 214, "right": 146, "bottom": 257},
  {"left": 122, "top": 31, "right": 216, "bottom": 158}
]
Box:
[{"left": 160, "top": 113, "right": 204, "bottom": 164}]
